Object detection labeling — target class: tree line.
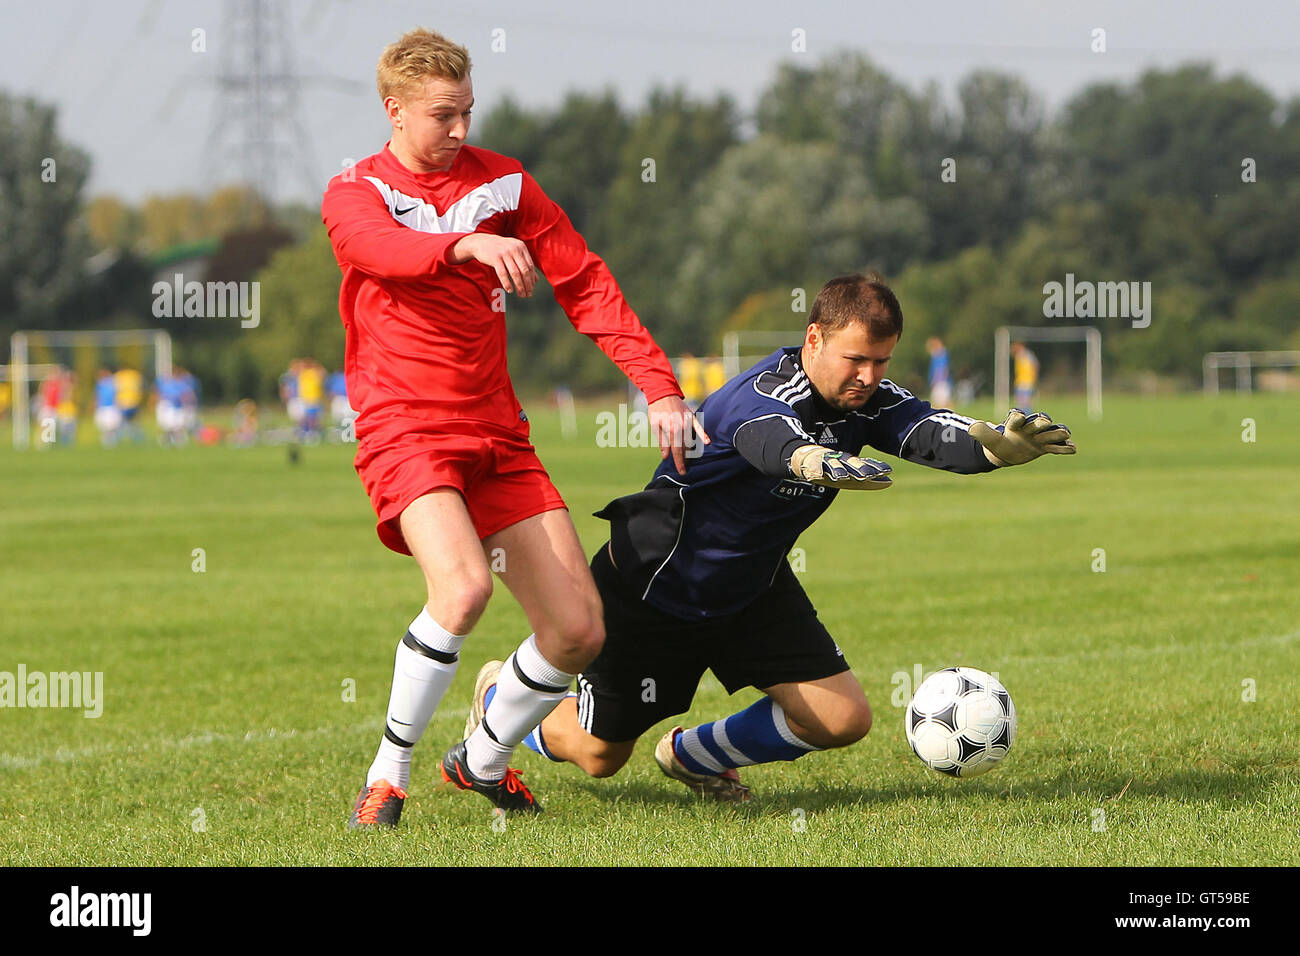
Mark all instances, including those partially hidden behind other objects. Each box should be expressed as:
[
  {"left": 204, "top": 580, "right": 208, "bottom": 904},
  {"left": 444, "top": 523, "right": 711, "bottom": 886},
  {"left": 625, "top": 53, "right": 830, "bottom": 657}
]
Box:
[{"left": 3, "top": 54, "right": 1298, "bottom": 403}]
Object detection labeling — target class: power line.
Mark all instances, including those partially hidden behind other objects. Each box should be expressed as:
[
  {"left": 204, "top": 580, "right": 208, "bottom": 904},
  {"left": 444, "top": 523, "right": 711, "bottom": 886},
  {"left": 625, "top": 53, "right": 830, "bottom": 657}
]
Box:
[{"left": 203, "top": 0, "right": 325, "bottom": 204}]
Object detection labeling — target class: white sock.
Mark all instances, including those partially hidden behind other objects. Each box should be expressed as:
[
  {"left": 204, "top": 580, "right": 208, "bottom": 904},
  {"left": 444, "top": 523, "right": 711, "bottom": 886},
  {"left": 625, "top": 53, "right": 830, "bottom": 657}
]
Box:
[
  {"left": 465, "top": 634, "right": 574, "bottom": 781},
  {"left": 366, "top": 610, "right": 467, "bottom": 788}
]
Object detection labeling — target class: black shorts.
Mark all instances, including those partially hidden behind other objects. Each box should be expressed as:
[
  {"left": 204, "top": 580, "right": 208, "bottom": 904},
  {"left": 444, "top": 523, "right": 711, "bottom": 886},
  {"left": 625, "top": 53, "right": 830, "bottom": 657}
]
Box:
[{"left": 577, "top": 544, "right": 850, "bottom": 741}]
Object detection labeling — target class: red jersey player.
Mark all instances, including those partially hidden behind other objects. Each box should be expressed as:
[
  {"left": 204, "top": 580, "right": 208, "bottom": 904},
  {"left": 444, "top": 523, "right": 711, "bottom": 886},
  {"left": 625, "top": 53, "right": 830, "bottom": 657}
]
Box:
[{"left": 323, "top": 28, "right": 706, "bottom": 826}]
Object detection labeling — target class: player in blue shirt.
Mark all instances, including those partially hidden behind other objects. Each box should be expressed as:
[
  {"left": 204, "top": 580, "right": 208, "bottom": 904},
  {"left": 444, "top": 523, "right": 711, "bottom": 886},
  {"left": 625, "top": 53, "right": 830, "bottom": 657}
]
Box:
[
  {"left": 93, "top": 368, "right": 121, "bottom": 447},
  {"left": 326, "top": 369, "right": 356, "bottom": 433},
  {"left": 463, "top": 274, "right": 1077, "bottom": 801},
  {"left": 927, "top": 336, "right": 952, "bottom": 408},
  {"left": 177, "top": 366, "right": 200, "bottom": 435},
  {"left": 155, "top": 366, "right": 192, "bottom": 446}
]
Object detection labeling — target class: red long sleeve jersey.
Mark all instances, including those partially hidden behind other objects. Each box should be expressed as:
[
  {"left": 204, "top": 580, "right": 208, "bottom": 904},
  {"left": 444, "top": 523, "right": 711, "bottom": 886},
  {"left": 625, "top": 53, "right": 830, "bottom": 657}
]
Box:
[{"left": 321, "top": 143, "right": 681, "bottom": 440}]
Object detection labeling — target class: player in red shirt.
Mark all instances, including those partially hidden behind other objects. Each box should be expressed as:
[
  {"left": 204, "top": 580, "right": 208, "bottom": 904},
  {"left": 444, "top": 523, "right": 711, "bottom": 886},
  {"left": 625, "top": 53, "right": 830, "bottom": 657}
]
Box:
[{"left": 323, "top": 28, "right": 706, "bottom": 826}]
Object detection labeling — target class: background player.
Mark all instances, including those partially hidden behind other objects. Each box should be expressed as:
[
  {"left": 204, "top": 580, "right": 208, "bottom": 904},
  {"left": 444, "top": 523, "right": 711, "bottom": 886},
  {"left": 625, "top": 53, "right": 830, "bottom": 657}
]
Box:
[
  {"left": 322, "top": 28, "right": 705, "bottom": 827},
  {"left": 176, "top": 365, "right": 200, "bottom": 438},
  {"left": 54, "top": 368, "right": 77, "bottom": 446},
  {"left": 470, "top": 274, "right": 1075, "bottom": 800},
  {"left": 326, "top": 367, "right": 355, "bottom": 435},
  {"left": 1012, "top": 341, "right": 1040, "bottom": 412},
  {"left": 93, "top": 368, "right": 121, "bottom": 446},
  {"left": 113, "top": 366, "right": 145, "bottom": 444},
  {"left": 296, "top": 358, "right": 325, "bottom": 443},
  {"left": 279, "top": 360, "right": 303, "bottom": 434},
  {"left": 927, "top": 336, "right": 952, "bottom": 408},
  {"left": 155, "top": 365, "right": 188, "bottom": 446},
  {"left": 35, "top": 367, "right": 63, "bottom": 446}
]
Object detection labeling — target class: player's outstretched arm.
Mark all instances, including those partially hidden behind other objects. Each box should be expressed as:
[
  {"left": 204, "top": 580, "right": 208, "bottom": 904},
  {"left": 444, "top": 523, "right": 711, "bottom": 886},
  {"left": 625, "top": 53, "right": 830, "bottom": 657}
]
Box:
[
  {"left": 789, "top": 445, "right": 893, "bottom": 490},
  {"left": 969, "top": 410, "right": 1077, "bottom": 467}
]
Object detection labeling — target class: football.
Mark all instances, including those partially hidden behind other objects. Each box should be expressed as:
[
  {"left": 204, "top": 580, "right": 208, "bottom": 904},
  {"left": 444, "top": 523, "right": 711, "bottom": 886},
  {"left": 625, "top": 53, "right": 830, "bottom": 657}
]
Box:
[{"left": 905, "top": 667, "right": 1016, "bottom": 777}]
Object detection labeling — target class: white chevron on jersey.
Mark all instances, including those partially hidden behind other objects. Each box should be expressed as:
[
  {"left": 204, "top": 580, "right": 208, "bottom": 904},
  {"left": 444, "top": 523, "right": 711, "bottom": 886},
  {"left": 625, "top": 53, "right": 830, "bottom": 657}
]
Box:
[
  {"left": 754, "top": 354, "right": 812, "bottom": 409},
  {"left": 927, "top": 411, "right": 976, "bottom": 429},
  {"left": 773, "top": 374, "right": 811, "bottom": 407},
  {"left": 876, "top": 379, "right": 915, "bottom": 401},
  {"left": 364, "top": 172, "right": 523, "bottom": 234},
  {"left": 852, "top": 378, "right": 914, "bottom": 420}
]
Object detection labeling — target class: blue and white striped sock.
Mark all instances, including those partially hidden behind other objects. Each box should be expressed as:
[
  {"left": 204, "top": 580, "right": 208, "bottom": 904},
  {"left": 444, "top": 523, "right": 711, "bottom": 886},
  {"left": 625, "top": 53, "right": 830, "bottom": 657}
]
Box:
[
  {"left": 465, "top": 637, "right": 574, "bottom": 780},
  {"left": 484, "top": 684, "right": 571, "bottom": 762},
  {"left": 674, "top": 698, "right": 819, "bottom": 774}
]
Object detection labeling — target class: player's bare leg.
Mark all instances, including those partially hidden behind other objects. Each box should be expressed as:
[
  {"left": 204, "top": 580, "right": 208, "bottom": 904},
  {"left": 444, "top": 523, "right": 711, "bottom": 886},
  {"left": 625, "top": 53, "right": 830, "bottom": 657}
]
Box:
[
  {"left": 761, "top": 671, "right": 873, "bottom": 749},
  {"left": 485, "top": 508, "right": 604, "bottom": 672},
  {"left": 442, "top": 508, "right": 605, "bottom": 812},
  {"left": 350, "top": 489, "right": 490, "bottom": 828},
  {"left": 398, "top": 490, "right": 499, "bottom": 631},
  {"left": 534, "top": 697, "right": 638, "bottom": 778}
]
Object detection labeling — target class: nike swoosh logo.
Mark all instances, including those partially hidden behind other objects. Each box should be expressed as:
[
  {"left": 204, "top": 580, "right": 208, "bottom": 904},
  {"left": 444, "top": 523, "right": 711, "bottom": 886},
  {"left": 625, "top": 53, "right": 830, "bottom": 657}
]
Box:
[
  {"left": 393, "top": 203, "right": 418, "bottom": 217},
  {"left": 391, "top": 719, "right": 412, "bottom": 726}
]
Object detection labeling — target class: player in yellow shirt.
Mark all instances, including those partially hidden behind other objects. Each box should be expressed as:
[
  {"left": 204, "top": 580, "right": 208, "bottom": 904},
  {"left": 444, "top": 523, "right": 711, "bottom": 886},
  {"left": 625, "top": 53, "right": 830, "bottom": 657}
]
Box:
[
  {"left": 703, "top": 358, "right": 727, "bottom": 398},
  {"left": 296, "top": 359, "right": 325, "bottom": 442},
  {"left": 1012, "top": 342, "right": 1039, "bottom": 412},
  {"left": 677, "top": 355, "right": 705, "bottom": 409},
  {"left": 114, "top": 367, "right": 145, "bottom": 443}
]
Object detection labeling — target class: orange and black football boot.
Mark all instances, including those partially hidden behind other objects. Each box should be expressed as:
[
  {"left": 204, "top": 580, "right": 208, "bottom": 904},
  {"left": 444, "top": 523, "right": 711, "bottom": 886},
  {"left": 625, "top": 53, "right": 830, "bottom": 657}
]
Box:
[
  {"left": 348, "top": 778, "right": 407, "bottom": 829},
  {"left": 440, "top": 741, "right": 541, "bottom": 814}
]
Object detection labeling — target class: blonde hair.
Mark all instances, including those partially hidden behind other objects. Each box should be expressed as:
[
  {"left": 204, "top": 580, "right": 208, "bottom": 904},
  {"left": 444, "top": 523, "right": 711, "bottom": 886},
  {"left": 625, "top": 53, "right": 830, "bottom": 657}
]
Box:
[{"left": 377, "top": 28, "right": 471, "bottom": 103}]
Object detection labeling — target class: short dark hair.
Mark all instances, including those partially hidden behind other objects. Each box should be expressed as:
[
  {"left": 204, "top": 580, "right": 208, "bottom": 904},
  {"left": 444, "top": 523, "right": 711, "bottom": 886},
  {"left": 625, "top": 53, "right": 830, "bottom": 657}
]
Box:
[{"left": 808, "top": 272, "right": 903, "bottom": 341}]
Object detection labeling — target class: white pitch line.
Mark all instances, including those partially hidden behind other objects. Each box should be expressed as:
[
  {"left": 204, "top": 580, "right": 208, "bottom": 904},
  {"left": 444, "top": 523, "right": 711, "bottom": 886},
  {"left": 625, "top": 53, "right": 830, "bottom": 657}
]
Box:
[{"left": 0, "top": 708, "right": 470, "bottom": 770}]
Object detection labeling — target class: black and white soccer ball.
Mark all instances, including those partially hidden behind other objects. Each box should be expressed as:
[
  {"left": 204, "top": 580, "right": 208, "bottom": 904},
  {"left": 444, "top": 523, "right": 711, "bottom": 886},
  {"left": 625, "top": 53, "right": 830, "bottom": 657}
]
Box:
[{"left": 905, "top": 667, "right": 1016, "bottom": 777}]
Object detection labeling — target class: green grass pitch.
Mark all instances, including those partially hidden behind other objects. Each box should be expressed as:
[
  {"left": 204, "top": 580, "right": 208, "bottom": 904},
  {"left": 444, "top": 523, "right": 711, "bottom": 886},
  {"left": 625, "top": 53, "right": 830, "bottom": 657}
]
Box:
[{"left": 1, "top": 393, "right": 1297, "bottom": 866}]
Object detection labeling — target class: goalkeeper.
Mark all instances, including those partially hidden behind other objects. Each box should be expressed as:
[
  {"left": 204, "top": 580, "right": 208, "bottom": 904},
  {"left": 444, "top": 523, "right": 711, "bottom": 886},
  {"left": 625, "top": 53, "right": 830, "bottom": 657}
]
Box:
[{"left": 465, "top": 273, "right": 1075, "bottom": 801}]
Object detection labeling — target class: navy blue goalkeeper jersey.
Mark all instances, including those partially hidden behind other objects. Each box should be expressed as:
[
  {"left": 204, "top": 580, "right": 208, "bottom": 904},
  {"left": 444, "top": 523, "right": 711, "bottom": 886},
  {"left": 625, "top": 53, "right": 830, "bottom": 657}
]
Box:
[{"left": 595, "top": 346, "right": 997, "bottom": 619}]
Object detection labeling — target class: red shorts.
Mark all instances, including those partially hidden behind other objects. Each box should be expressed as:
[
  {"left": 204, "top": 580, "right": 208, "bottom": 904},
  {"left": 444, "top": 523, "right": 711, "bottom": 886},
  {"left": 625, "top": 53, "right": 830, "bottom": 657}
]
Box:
[{"left": 354, "top": 417, "right": 566, "bottom": 556}]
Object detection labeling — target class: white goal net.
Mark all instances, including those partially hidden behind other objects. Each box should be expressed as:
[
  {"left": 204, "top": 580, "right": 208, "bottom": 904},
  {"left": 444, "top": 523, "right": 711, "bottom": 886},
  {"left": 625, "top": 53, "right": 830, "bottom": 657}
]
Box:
[
  {"left": 994, "top": 326, "right": 1102, "bottom": 421},
  {"left": 722, "top": 330, "right": 806, "bottom": 380},
  {"left": 9, "top": 329, "right": 173, "bottom": 449},
  {"left": 1202, "top": 351, "right": 1300, "bottom": 394}
]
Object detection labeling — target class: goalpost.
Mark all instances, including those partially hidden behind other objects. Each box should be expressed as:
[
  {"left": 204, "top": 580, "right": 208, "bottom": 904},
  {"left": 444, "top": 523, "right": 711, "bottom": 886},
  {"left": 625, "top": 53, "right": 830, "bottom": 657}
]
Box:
[
  {"left": 721, "top": 330, "right": 805, "bottom": 380},
  {"left": 994, "top": 326, "right": 1102, "bottom": 421},
  {"left": 1202, "top": 351, "right": 1300, "bottom": 394},
  {"left": 9, "top": 329, "right": 173, "bottom": 449}
]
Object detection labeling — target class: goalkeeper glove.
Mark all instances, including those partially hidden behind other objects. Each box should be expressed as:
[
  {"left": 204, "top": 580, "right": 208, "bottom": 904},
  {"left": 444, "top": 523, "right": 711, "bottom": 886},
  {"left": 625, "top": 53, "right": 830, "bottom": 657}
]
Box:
[
  {"left": 969, "top": 410, "right": 1077, "bottom": 467},
  {"left": 789, "top": 445, "right": 893, "bottom": 490}
]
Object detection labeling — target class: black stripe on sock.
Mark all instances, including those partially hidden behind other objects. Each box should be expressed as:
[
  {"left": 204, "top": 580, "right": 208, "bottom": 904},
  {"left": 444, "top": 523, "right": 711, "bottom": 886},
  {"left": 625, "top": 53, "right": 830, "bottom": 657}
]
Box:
[
  {"left": 512, "top": 653, "right": 570, "bottom": 694},
  {"left": 402, "top": 631, "right": 458, "bottom": 664},
  {"left": 480, "top": 716, "right": 500, "bottom": 744},
  {"left": 384, "top": 725, "right": 416, "bottom": 748}
]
